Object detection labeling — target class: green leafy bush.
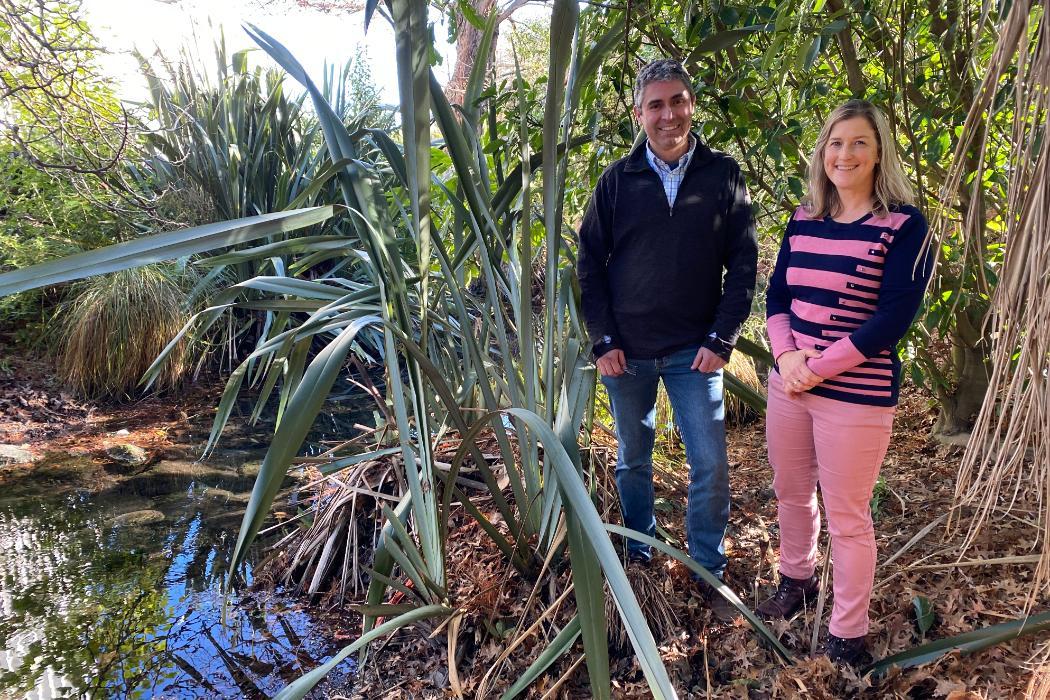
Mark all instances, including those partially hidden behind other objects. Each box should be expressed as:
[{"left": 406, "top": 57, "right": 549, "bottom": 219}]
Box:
[{"left": 0, "top": 145, "right": 122, "bottom": 341}]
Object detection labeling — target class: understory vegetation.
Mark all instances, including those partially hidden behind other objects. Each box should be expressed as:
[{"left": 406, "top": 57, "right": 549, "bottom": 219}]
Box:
[{"left": 1, "top": 0, "right": 1048, "bottom": 696}]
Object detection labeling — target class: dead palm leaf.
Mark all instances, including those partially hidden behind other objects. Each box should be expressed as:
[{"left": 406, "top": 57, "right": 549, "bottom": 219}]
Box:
[
  {"left": 603, "top": 562, "right": 678, "bottom": 651},
  {"left": 935, "top": 0, "right": 1050, "bottom": 599}
]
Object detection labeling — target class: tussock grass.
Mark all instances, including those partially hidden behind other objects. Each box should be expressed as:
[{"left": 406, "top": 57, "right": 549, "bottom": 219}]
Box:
[
  {"left": 54, "top": 264, "right": 199, "bottom": 399},
  {"left": 1027, "top": 660, "right": 1050, "bottom": 697},
  {"left": 605, "top": 563, "right": 678, "bottom": 651},
  {"left": 726, "top": 350, "right": 763, "bottom": 426},
  {"left": 652, "top": 349, "right": 764, "bottom": 448}
]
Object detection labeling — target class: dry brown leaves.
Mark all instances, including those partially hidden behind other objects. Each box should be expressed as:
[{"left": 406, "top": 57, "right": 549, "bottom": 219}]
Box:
[
  {"left": 0, "top": 352, "right": 93, "bottom": 445},
  {"left": 343, "top": 387, "right": 1046, "bottom": 698}
]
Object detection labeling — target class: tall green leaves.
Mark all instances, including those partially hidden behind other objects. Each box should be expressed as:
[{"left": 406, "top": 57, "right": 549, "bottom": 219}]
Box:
[
  {"left": 865, "top": 611, "right": 1050, "bottom": 677},
  {"left": 229, "top": 314, "right": 381, "bottom": 578},
  {"left": 242, "top": 22, "right": 448, "bottom": 595},
  {"left": 541, "top": 0, "right": 579, "bottom": 419},
  {"left": 509, "top": 406, "right": 677, "bottom": 698},
  {"left": 232, "top": 3, "right": 688, "bottom": 695},
  {"left": 0, "top": 208, "right": 334, "bottom": 297},
  {"left": 391, "top": 0, "right": 432, "bottom": 323},
  {"left": 136, "top": 37, "right": 315, "bottom": 223}
]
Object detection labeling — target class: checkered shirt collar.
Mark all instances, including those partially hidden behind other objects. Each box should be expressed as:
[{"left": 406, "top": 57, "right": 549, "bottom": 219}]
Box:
[{"left": 645, "top": 135, "right": 697, "bottom": 206}]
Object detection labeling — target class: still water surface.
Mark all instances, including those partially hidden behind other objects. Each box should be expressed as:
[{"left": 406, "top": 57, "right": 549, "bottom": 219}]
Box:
[{"left": 0, "top": 461, "right": 353, "bottom": 699}]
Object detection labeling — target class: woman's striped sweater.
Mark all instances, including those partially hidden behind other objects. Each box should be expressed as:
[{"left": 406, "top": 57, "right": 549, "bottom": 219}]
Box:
[{"left": 765, "top": 204, "right": 933, "bottom": 407}]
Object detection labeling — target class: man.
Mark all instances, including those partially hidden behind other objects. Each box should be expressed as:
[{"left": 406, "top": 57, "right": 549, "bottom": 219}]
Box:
[{"left": 577, "top": 58, "right": 758, "bottom": 621}]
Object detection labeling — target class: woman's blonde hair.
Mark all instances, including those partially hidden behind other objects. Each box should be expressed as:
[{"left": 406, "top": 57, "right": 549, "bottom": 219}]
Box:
[{"left": 804, "top": 100, "right": 914, "bottom": 219}]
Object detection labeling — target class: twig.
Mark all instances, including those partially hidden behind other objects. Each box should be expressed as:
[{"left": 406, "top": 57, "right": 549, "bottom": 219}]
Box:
[
  {"left": 810, "top": 543, "right": 832, "bottom": 657},
  {"left": 702, "top": 623, "right": 712, "bottom": 700},
  {"left": 907, "top": 554, "right": 1042, "bottom": 571},
  {"left": 540, "top": 653, "right": 586, "bottom": 700},
  {"left": 879, "top": 512, "right": 949, "bottom": 570}
]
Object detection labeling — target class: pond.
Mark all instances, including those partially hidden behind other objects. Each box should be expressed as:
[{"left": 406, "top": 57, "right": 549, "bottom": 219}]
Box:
[{"left": 0, "top": 454, "right": 355, "bottom": 699}]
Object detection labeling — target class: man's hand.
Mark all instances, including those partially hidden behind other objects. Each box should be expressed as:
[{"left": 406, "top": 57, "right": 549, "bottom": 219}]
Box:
[
  {"left": 778, "top": 348, "right": 824, "bottom": 396},
  {"left": 691, "top": 347, "right": 727, "bottom": 372},
  {"left": 596, "top": 348, "right": 627, "bottom": 377}
]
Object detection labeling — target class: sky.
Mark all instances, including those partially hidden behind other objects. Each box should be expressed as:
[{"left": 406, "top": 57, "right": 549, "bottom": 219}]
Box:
[{"left": 82, "top": 0, "right": 454, "bottom": 104}]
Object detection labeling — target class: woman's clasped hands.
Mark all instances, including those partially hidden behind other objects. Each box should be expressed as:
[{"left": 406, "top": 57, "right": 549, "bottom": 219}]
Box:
[{"left": 777, "top": 348, "right": 824, "bottom": 397}]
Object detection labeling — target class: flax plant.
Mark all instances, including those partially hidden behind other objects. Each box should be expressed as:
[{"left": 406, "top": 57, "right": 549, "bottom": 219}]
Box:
[
  {"left": 226, "top": 1, "right": 795, "bottom": 694},
  {"left": 134, "top": 35, "right": 393, "bottom": 368}
]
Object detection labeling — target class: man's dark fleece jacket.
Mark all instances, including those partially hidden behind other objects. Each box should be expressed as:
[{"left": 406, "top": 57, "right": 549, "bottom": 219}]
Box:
[{"left": 577, "top": 135, "right": 758, "bottom": 361}]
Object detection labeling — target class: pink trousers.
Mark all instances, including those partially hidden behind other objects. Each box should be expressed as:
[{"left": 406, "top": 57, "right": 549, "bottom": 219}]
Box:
[{"left": 766, "top": 372, "right": 895, "bottom": 638}]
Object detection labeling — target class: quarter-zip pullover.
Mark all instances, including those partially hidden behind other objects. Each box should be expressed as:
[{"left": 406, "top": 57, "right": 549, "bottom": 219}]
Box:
[{"left": 578, "top": 135, "right": 758, "bottom": 360}]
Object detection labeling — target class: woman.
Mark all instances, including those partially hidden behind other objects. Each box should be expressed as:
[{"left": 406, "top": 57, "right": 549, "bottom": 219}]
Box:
[{"left": 759, "top": 100, "right": 932, "bottom": 665}]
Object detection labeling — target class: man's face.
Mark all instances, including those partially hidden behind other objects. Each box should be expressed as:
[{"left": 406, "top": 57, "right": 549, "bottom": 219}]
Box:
[{"left": 633, "top": 79, "right": 695, "bottom": 161}]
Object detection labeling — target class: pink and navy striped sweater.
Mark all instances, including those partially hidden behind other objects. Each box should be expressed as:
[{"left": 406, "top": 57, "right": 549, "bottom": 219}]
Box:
[{"left": 766, "top": 204, "right": 933, "bottom": 407}]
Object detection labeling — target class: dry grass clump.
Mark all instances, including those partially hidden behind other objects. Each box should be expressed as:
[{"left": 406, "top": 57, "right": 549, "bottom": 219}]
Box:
[
  {"left": 725, "top": 350, "right": 763, "bottom": 426},
  {"left": 604, "top": 561, "right": 679, "bottom": 651},
  {"left": 1027, "top": 663, "right": 1050, "bottom": 698},
  {"left": 54, "top": 264, "right": 199, "bottom": 399},
  {"left": 648, "top": 349, "right": 765, "bottom": 453}
]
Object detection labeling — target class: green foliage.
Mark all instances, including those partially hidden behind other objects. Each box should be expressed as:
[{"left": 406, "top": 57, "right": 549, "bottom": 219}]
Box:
[
  {"left": 131, "top": 34, "right": 396, "bottom": 369},
  {"left": 0, "top": 205, "right": 333, "bottom": 398},
  {"left": 869, "top": 475, "right": 888, "bottom": 519},
  {"left": 0, "top": 3, "right": 157, "bottom": 354},
  {"left": 0, "top": 144, "right": 125, "bottom": 341},
  {"left": 913, "top": 594, "right": 936, "bottom": 638},
  {"left": 0, "top": 0, "right": 130, "bottom": 174},
  {"left": 565, "top": 0, "right": 1017, "bottom": 434},
  {"left": 497, "top": 16, "right": 552, "bottom": 86},
  {"left": 866, "top": 610, "right": 1050, "bottom": 677},
  {"left": 136, "top": 34, "right": 394, "bottom": 225}
]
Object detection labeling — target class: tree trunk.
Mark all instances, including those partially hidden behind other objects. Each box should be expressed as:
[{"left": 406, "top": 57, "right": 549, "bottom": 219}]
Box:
[
  {"left": 931, "top": 315, "right": 991, "bottom": 444},
  {"left": 825, "top": 0, "right": 866, "bottom": 95},
  {"left": 444, "top": 0, "right": 498, "bottom": 107}
]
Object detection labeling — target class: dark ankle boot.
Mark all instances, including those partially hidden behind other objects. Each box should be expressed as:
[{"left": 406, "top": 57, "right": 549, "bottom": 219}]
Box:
[
  {"left": 826, "top": 633, "right": 872, "bottom": 667},
  {"left": 756, "top": 572, "right": 819, "bottom": 618}
]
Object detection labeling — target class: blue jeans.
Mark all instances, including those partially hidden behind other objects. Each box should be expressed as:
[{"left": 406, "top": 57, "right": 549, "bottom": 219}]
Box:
[{"left": 601, "top": 346, "right": 730, "bottom": 577}]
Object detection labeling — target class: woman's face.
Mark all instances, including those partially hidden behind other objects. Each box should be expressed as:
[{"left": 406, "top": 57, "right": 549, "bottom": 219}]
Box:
[{"left": 823, "top": 116, "right": 880, "bottom": 197}]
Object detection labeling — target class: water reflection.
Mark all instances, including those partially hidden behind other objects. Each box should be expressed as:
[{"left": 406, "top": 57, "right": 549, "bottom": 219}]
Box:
[{"left": 0, "top": 473, "right": 353, "bottom": 699}]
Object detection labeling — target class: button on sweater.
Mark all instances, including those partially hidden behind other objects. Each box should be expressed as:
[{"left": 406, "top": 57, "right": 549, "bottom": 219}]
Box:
[{"left": 577, "top": 136, "right": 758, "bottom": 360}]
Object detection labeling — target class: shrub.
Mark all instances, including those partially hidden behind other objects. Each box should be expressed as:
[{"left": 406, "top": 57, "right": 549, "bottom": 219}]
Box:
[{"left": 0, "top": 145, "right": 122, "bottom": 342}]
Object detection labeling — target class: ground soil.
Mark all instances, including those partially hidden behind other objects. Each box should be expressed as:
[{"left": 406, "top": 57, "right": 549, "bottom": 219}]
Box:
[
  {"left": 2, "top": 348, "right": 1045, "bottom": 698},
  {"left": 0, "top": 348, "right": 227, "bottom": 485}
]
